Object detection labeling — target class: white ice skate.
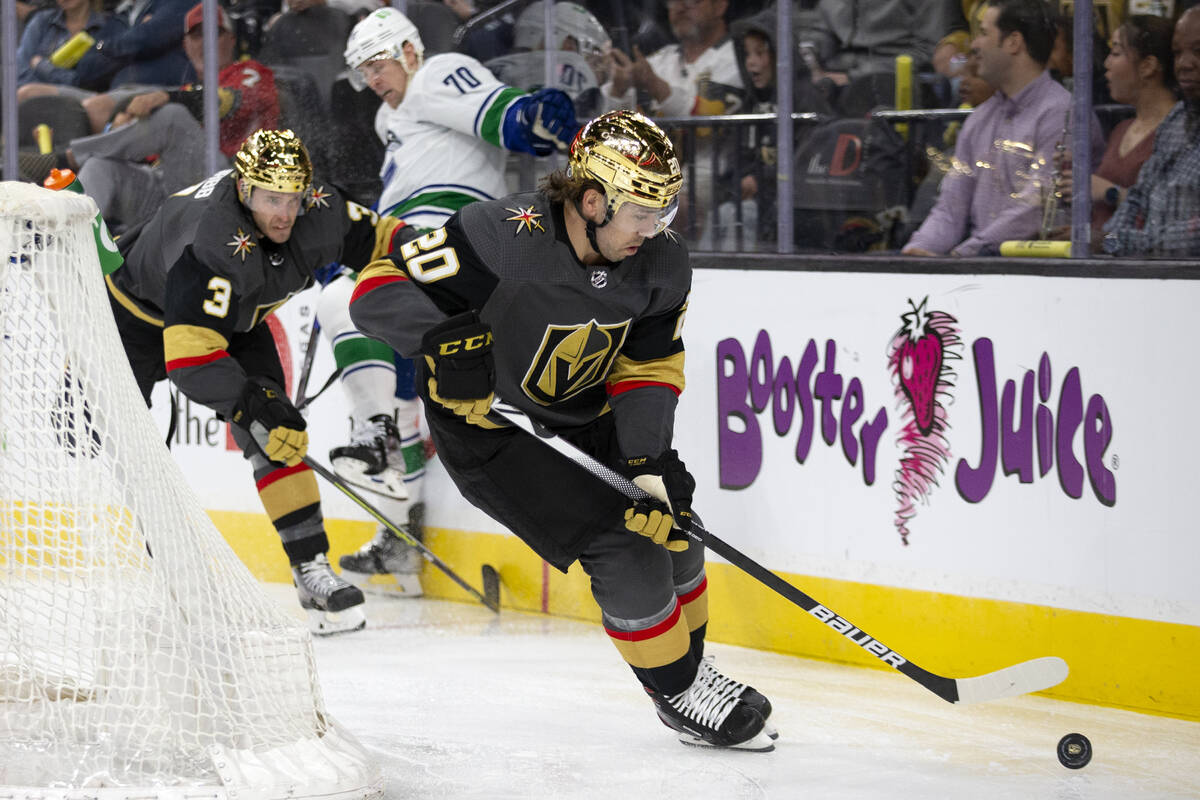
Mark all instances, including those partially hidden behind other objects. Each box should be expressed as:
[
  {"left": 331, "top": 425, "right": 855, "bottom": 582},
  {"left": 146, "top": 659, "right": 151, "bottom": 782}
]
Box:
[
  {"left": 645, "top": 656, "right": 776, "bottom": 752},
  {"left": 292, "top": 554, "right": 367, "bottom": 635},
  {"left": 338, "top": 504, "right": 425, "bottom": 597},
  {"left": 329, "top": 413, "right": 409, "bottom": 500}
]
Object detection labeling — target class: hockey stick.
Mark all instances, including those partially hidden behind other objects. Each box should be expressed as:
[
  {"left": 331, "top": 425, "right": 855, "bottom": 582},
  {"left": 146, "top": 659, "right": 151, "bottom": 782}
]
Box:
[
  {"left": 294, "top": 318, "right": 321, "bottom": 410},
  {"left": 303, "top": 455, "right": 501, "bottom": 613},
  {"left": 451, "top": 0, "right": 522, "bottom": 47},
  {"left": 490, "top": 405, "right": 1069, "bottom": 705},
  {"left": 293, "top": 318, "right": 344, "bottom": 412}
]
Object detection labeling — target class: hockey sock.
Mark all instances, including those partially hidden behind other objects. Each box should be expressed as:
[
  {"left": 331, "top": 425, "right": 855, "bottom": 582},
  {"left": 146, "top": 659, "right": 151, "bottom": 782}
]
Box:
[
  {"left": 604, "top": 598, "right": 697, "bottom": 696},
  {"left": 251, "top": 456, "right": 329, "bottom": 564},
  {"left": 677, "top": 573, "right": 709, "bottom": 661},
  {"left": 333, "top": 333, "right": 399, "bottom": 425}
]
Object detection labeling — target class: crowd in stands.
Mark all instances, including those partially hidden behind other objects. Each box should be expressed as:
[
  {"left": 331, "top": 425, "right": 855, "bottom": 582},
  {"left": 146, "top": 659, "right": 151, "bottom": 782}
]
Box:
[{"left": 8, "top": 0, "right": 1200, "bottom": 257}]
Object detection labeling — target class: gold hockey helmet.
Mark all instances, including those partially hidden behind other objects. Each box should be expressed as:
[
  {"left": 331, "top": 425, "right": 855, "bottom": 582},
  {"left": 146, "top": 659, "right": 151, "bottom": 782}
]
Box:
[
  {"left": 568, "top": 110, "right": 682, "bottom": 234},
  {"left": 234, "top": 129, "right": 313, "bottom": 200}
]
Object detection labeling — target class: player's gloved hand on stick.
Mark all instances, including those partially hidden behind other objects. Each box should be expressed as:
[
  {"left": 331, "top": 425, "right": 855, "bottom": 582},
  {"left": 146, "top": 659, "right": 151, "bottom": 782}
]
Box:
[
  {"left": 422, "top": 310, "right": 496, "bottom": 427},
  {"left": 622, "top": 449, "right": 696, "bottom": 551},
  {"left": 519, "top": 88, "right": 581, "bottom": 156},
  {"left": 232, "top": 377, "right": 308, "bottom": 466}
]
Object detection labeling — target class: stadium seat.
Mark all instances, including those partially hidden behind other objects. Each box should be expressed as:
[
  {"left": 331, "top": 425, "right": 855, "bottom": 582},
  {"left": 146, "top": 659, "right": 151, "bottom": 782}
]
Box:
[
  {"left": 17, "top": 95, "right": 92, "bottom": 149},
  {"left": 791, "top": 116, "right": 909, "bottom": 251}
]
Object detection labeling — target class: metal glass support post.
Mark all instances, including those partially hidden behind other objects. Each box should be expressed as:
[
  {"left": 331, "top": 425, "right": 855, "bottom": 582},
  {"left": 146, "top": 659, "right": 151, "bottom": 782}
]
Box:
[
  {"left": 775, "top": 0, "right": 794, "bottom": 253},
  {"left": 203, "top": 0, "right": 220, "bottom": 175},
  {"left": 1071, "top": 0, "right": 1094, "bottom": 257},
  {"left": 2, "top": 0, "right": 18, "bottom": 181}
]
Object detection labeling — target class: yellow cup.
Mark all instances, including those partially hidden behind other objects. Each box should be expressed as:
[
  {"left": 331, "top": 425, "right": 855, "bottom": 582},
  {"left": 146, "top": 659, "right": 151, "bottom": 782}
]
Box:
[
  {"left": 998, "top": 240, "right": 1072, "bottom": 258},
  {"left": 34, "top": 124, "right": 53, "bottom": 154},
  {"left": 49, "top": 31, "right": 95, "bottom": 68}
]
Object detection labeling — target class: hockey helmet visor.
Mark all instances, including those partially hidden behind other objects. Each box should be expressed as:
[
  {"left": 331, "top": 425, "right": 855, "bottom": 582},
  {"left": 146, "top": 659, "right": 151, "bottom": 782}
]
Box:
[{"left": 606, "top": 195, "right": 679, "bottom": 239}]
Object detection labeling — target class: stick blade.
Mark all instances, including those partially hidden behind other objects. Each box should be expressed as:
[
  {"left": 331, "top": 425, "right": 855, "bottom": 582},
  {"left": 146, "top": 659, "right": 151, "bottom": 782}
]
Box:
[
  {"left": 481, "top": 564, "right": 501, "bottom": 613},
  {"left": 954, "top": 656, "right": 1069, "bottom": 704}
]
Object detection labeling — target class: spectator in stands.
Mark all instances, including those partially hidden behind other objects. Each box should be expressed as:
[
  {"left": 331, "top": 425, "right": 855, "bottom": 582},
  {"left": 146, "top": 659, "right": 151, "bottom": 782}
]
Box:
[
  {"left": 712, "top": 6, "right": 832, "bottom": 250},
  {"left": 73, "top": 0, "right": 195, "bottom": 93},
  {"left": 17, "top": 0, "right": 127, "bottom": 92},
  {"left": 602, "top": 0, "right": 742, "bottom": 245},
  {"left": 798, "top": 0, "right": 965, "bottom": 88},
  {"left": 1077, "top": 15, "right": 1176, "bottom": 233},
  {"left": 19, "top": 0, "right": 196, "bottom": 135},
  {"left": 24, "top": 3, "right": 279, "bottom": 233},
  {"left": 901, "top": 0, "right": 1103, "bottom": 257},
  {"left": 1102, "top": 7, "right": 1200, "bottom": 257},
  {"left": 601, "top": 0, "right": 741, "bottom": 117},
  {"left": 903, "top": 48, "right": 994, "bottom": 240}
]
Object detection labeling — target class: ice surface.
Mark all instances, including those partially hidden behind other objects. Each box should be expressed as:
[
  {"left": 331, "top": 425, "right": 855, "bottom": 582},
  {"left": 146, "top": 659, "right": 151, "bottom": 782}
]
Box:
[{"left": 261, "top": 585, "right": 1200, "bottom": 800}]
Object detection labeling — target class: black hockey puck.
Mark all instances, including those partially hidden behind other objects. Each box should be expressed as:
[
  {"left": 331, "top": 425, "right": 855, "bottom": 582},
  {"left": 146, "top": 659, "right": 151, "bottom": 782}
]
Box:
[{"left": 1057, "top": 733, "right": 1092, "bottom": 769}]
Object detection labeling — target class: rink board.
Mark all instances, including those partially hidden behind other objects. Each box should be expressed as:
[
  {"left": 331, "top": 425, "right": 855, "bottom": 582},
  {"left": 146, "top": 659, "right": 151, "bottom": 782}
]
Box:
[{"left": 161, "top": 270, "right": 1199, "bottom": 721}]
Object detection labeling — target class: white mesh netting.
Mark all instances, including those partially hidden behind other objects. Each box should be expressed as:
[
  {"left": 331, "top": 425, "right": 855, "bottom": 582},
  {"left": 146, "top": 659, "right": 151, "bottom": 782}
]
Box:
[{"left": 0, "top": 182, "right": 380, "bottom": 799}]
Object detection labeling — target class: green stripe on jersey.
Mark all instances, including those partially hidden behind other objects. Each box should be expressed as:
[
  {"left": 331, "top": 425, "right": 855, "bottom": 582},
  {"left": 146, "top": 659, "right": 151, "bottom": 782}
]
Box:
[
  {"left": 479, "top": 87, "right": 527, "bottom": 148},
  {"left": 333, "top": 335, "right": 395, "bottom": 369},
  {"left": 391, "top": 190, "right": 483, "bottom": 219}
]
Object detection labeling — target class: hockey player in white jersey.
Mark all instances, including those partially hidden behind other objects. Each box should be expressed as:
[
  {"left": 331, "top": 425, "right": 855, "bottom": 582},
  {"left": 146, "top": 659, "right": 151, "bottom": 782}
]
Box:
[
  {"left": 315, "top": 6, "right": 581, "bottom": 596},
  {"left": 485, "top": 1, "right": 611, "bottom": 118}
]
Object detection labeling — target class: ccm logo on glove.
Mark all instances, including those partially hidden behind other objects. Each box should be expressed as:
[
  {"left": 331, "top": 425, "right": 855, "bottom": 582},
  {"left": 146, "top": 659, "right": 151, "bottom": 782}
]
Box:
[{"left": 433, "top": 329, "right": 493, "bottom": 357}]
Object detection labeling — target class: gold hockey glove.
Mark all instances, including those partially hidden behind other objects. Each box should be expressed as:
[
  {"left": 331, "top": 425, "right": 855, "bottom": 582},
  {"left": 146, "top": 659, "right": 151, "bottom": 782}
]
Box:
[
  {"left": 623, "top": 502, "right": 687, "bottom": 551},
  {"left": 232, "top": 377, "right": 308, "bottom": 467},
  {"left": 622, "top": 449, "right": 696, "bottom": 550},
  {"left": 421, "top": 311, "right": 498, "bottom": 427}
]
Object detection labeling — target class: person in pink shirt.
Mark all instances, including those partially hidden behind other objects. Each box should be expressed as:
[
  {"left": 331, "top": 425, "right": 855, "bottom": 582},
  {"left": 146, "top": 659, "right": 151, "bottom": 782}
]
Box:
[{"left": 902, "top": 0, "right": 1103, "bottom": 256}]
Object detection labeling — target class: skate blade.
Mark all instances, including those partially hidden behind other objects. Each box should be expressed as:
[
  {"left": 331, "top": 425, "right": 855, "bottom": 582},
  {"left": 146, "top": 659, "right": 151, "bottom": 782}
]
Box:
[
  {"left": 306, "top": 605, "right": 367, "bottom": 636},
  {"left": 330, "top": 458, "right": 409, "bottom": 500},
  {"left": 763, "top": 721, "right": 779, "bottom": 740},
  {"left": 676, "top": 729, "right": 776, "bottom": 752},
  {"left": 343, "top": 569, "right": 424, "bottom": 598}
]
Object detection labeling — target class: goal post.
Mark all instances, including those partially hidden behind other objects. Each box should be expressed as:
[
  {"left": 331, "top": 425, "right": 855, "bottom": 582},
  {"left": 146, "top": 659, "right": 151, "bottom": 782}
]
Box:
[{"left": 0, "top": 183, "right": 381, "bottom": 798}]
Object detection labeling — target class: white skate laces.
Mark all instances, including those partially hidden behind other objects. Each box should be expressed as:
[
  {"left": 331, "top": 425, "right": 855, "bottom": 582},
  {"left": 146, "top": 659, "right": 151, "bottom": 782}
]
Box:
[
  {"left": 648, "top": 655, "right": 775, "bottom": 751},
  {"left": 291, "top": 554, "right": 366, "bottom": 636},
  {"left": 668, "top": 656, "right": 744, "bottom": 730}
]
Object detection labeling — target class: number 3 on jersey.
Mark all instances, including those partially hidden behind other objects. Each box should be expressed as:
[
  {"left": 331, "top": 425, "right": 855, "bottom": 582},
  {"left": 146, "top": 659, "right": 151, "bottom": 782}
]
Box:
[
  {"left": 203, "top": 276, "right": 232, "bottom": 317},
  {"left": 400, "top": 228, "right": 460, "bottom": 283}
]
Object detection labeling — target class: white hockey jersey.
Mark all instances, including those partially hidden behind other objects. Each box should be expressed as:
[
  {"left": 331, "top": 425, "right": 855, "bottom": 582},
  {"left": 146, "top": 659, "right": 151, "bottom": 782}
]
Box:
[{"left": 373, "top": 52, "right": 530, "bottom": 230}]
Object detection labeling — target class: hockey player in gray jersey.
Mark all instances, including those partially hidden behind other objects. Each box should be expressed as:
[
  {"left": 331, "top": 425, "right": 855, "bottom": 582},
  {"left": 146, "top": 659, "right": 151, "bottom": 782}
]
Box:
[
  {"left": 349, "top": 111, "right": 776, "bottom": 751},
  {"left": 107, "top": 129, "right": 409, "bottom": 635},
  {"left": 314, "top": 6, "right": 582, "bottom": 597}
]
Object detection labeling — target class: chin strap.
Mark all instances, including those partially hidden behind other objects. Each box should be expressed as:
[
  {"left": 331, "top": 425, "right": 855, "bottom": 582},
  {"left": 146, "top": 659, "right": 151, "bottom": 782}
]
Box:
[{"left": 575, "top": 197, "right": 611, "bottom": 257}]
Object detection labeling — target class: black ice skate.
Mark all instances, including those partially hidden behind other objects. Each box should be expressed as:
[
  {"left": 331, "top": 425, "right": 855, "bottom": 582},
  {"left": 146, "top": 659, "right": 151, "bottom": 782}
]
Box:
[
  {"left": 292, "top": 554, "right": 366, "bottom": 635},
  {"left": 330, "top": 414, "right": 408, "bottom": 500},
  {"left": 338, "top": 507, "right": 425, "bottom": 598},
  {"left": 645, "top": 656, "right": 776, "bottom": 752}
]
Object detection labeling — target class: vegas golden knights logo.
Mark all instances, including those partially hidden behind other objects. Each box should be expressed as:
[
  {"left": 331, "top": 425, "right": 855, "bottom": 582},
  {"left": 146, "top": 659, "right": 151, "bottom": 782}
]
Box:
[{"left": 522, "top": 319, "right": 630, "bottom": 405}]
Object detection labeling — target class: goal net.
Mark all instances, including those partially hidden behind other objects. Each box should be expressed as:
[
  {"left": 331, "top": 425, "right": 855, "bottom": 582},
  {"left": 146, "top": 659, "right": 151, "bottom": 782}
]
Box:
[{"left": 0, "top": 183, "right": 380, "bottom": 798}]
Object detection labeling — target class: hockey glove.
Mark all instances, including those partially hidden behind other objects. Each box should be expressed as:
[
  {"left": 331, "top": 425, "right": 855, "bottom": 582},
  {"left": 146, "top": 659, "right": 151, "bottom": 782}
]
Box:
[
  {"left": 518, "top": 88, "right": 581, "bottom": 156},
  {"left": 622, "top": 449, "right": 696, "bottom": 551},
  {"left": 232, "top": 377, "right": 308, "bottom": 467},
  {"left": 422, "top": 311, "right": 496, "bottom": 427}
]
